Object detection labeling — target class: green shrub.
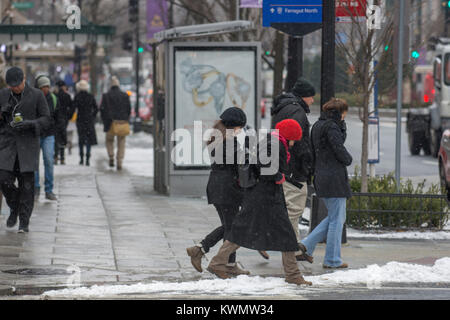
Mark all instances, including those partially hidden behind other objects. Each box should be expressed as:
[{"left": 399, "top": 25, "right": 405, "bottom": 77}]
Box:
[{"left": 347, "top": 168, "right": 450, "bottom": 230}]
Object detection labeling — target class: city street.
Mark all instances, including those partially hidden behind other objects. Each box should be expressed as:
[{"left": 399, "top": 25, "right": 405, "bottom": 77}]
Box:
[{"left": 0, "top": 128, "right": 449, "bottom": 300}]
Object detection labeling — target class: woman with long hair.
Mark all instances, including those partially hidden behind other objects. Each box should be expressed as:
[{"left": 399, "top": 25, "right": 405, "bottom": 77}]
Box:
[
  {"left": 186, "top": 107, "right": 249, "bottom": 276},
  {"left": 297, "top": 98, "right": 352, "bottom": 269}
]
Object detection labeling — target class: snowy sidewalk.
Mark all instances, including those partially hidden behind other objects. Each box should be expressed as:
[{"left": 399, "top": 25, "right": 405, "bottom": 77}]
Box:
[{"left": 0, "top": 129, "right": 449, "bottom": 298}]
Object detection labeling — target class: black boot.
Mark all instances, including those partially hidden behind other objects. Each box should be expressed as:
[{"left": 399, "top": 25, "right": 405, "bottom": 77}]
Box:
[
  {"left": 79, "top": 156, "right": 84, "bottom": 165},
  {"left": 86, "top": 156, "right": 90, "bottom": 166},
  {"left": 6, "top": 209, "right": 18, "bottom": 228}
]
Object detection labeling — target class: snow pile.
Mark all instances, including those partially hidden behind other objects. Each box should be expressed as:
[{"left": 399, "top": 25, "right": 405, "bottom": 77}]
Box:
[
  {"left": 346, "top": 229, "right": 450, "bottom": 240},
  {"left": 43, "top": 258, "right": 450, "bottom": 298},
  {"left": 43, "top": 276, "right": 299, "bottom": 298},
  {"left": 308, "top": 257, "right": 450, "bottom": 286}
]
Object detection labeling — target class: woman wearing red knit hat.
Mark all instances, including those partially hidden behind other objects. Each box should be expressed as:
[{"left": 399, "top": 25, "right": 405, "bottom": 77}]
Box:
[{"left": 207, "top": 119, "right": 312, "bottom": 286}]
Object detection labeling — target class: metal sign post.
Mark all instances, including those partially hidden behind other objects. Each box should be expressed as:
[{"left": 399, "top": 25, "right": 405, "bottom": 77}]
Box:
[{"left": 395, "top": 0, "right": 405, "bottom": 192}]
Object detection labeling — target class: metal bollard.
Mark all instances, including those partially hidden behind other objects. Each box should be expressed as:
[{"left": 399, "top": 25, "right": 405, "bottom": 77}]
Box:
[{"left": 310, "top": 193, "right": 347, "bottom": 244}]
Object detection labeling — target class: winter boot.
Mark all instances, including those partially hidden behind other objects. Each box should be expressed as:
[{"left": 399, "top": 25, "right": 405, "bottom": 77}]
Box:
[
  {"left": 54, "top": 156, "right": 58, "bottom": 165},
  {"left": 186, "top": 245, "right": 204, "bottom": 273},
  {"left": 85, "top": 156, "right": 90, "bottom": 167},
  {"left": 282, "top": 252, "right": 312, "bottom": 286},
  {"left": 109, "top": 158, "right": 114, "bottom": 168},
  {"left": 296, "top": 243, "right": 314, "bottom": 264},
  {"left": 45, "top": 192, "right": 57, "bottom": 201},
  {"left": 18, "top": 219, "right": 29, "bottom": 233},
  {"left": 226, "top": 263, "right": 250, "bottom": 276},
  {"left": 6, "top": 209, "right": 18, "bottom": 228},
  {"left": 79, "top": 156, "right": 84, "bottom": 165},
  {"left": 207, "top": 241, "right": 240, "bottom": 279},
  {"left": 258, "top": 250, "right": 270, "bottom": 260}
]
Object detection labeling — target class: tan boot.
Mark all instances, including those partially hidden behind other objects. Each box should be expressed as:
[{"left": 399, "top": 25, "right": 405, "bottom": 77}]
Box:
[
  {"left": 226, "top": 263, "right": 251, "bottom": 276},
  {"left": 186, "top": 246, "right": 204, "bottom": 273},
  {"left": 207, "top": 241, "right": 240, "bottom": 279},
  {"left": 282, "top": 252, "right": 312, "bottom": 286}
]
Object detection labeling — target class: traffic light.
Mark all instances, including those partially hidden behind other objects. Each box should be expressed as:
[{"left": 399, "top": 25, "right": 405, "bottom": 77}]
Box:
[
  {"left": 129, "top": 0, "right": 138, "bottom": 23},
  {"left": 411, "top": 50, "right": 420, "bottom": 59},
  {"left": 138, "top": 46, "right": 144, "bottom": 53},
  {"left": 384, "top": 45, "right": 389, "bottom": 51},
  {"left": 122, "top": 34, "right": 133, "bottom": 51}
]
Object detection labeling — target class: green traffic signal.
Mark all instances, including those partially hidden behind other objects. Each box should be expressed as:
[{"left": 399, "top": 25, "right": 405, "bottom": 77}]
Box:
[
  {"left": 384, "top": 45, "right": 389, "bottom": 51},
  {"left": 411, "top": 50, "right": 420, "bottom": 59},
  {"left": 138, "top": 47, "right": 144, "bottom": 53}
]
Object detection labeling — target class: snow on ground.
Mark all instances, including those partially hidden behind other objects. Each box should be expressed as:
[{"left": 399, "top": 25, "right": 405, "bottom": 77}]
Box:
[{"left": 43, "top": 257, "right": 450, "bottom": 298}]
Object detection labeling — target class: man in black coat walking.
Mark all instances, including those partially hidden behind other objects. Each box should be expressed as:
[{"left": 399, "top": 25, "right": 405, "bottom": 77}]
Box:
[
  {"left": 0, "top": 67, "right": 51, "bottom": 233},
  {"left": 100, "top": 76, "right": 131, "bottom": 170},
  {"left": 270, "top": 77, "right": 315, "bottom": 260}
]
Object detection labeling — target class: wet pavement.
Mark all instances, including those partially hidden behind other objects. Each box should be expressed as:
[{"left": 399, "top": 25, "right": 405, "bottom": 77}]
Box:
[{"left": 0, "top": 129, "right": 449, "bottom": 299}]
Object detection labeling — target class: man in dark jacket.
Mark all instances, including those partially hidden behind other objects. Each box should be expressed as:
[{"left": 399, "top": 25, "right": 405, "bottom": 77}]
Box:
[
  {"left": 54, "top": 80, "right": 72, "bottom": 165},
  {"left": 0, "top": 67, "right": 50, "bottom": 232},
  {"left": 100, "top": 76, "right": 131, "bottom": 171},
  {"left": 270, "top": 77, "right": 315, "bottom": 260},
  {"left": 34, "top": 76, "right": 59, "bottom": 201}
]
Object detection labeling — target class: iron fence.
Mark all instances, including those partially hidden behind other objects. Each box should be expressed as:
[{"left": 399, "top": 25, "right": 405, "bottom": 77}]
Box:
[{"left": 347, "top": 193, "right": 450, "bottom": 230}]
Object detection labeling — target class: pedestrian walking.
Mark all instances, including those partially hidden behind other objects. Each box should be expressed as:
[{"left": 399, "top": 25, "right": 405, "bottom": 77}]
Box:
[
  {"left": 0, "top": 67, "right": 50, "bottom": 233},
  {"left": 100, "top": 76, "right": 131, "bottom": 171},
  {"left": 271, "top": 77, "right": 315, "bottom": 261},
  {"left": 70, "top": 80, "right": 98, "bottom": 166},
  {"left": 298, "top": 98, "right": 352, "bottom": 269},
  {"left": 54, "top": 80, "right": 73, "bottom": 165},
  {"left": 34, "top": 75, "right": 59, "bottom": 201},
  {"left": 186, "top": 107, "right": 249, "bottom": 276},
  {"left": 207, "top": 119, "right": 312, "bottom": 286}
]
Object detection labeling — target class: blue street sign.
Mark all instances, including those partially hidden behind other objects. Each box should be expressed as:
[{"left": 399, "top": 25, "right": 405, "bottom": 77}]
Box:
[{"left": 263, "top": 0, "right": 323, "bottom": 27}]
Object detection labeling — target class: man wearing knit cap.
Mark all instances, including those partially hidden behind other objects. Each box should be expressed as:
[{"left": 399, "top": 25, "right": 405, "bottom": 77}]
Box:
[
  {"left": 100, "top": 76, "right": 131, "bottom": 170},
  {"left": 34, "top": 75, "right": 60, "bottom": 201},
  {"left": 0, "top": 67, "right": 51, "bottom": 233},
  {"left": 271, "top": 77, "right": 315, "bottom": 261}
]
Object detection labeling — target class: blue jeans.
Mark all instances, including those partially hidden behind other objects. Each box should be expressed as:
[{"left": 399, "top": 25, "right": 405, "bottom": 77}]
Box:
[
  {"left": 301, "top": 198, "right": 346, "bottom": 267},
  {"left": 35, "top": 135, "right": 55, "bottom": 194}
]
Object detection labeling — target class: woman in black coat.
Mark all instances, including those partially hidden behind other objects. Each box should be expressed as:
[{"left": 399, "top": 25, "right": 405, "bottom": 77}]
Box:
[
  {"left": 186, "top": 107, "right": 248, "bottom": 276},
  {"left": 71, "top": 80, "right": 98, "bottom": 166},
  {"left": 207, "top": 119, "right": 312, "bottom": 286},
  {"left": 298, "top": 98, "right": 352, "bottom": 269}
]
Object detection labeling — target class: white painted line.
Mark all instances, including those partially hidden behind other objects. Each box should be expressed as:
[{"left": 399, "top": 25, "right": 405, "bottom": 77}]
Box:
[{"left": 422, "top": 160, "right": 438, "bottom": 166}]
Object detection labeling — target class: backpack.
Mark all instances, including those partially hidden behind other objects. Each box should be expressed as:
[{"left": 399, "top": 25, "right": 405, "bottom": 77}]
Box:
[{"left": 237, "top": 135, "right": 260, "bottom": 188}]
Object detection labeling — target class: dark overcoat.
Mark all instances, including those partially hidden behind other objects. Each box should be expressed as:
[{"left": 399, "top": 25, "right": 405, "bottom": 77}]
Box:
[
  {"left": 311, "top": 110, "right": 353, "bottom": 199},
  {"left": 226, "top": 133, "right": 299, "bottom": 252},
  {"left": 71, "top": 91, "right": 98, "bottom": 145},
  {"left": 0, "top": 85, "right": 50, "bottom": 172},
  {"left": 206, "top": 137, "right": 243, "bottom": 206},
  {"left": 99, "top": 86, "right": 131, "bottom": 133},
  {"left": 55, "top": 89, "right": 73, "bottom": 146},
  {"left": 271, "top": 92, "right": 313, "bottom": 186}
]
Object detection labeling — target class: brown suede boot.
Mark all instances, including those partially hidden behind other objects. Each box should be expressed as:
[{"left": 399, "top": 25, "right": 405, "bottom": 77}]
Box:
[
  {"left": 207, "top": 241, "right": 240, "bottom": 279},
  {"left": 282, "top": 252, "right": 312, "bottom": 286},
  {"left": 226, "top": 263, "right": 250, "bottom": 276},
  {"left": 186, "top": 246, "right": 204, "bottom": 273}
]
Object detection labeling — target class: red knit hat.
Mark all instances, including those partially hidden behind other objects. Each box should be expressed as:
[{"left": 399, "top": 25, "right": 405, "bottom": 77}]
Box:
[{"left": 275, "top": 119, "right": 303, "bottom": 141}]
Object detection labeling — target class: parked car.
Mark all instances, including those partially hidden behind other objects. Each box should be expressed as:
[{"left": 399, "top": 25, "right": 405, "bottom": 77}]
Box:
[{"left": 438, "top": 129, "right": 450, "bottom": 199}]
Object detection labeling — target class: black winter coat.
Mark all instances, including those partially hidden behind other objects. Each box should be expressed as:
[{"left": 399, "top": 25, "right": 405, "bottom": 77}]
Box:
[
  {"left": 206, "top": 137, "right": 243, "bottom": 205},
  {"left": 0, "top": 85, "right": 51, "bottom": 172},
  {"left": 226, "top": 133, "right": 299, "bottom": 252},
  {"left": 311, "top": 110, "right": 353, "bottom": 199},
  {"left": 55, "top": 90, "right": 72, "bottom": 146},
  {"left": 40, "top": 92, "right": 59, "bottom": 138},
  {"left": 71, "top": 91, "right": 98, "bottom": 145},
  {"left": 100, "top": 86, "right": 131, "bottom": 133},
  {"left": 271, "top": 93, "right": 313, "bottom": 185}
]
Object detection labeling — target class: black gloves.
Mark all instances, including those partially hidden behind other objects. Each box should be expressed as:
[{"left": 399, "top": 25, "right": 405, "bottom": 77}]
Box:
[{"left": 11, "top": 120, "right": 36, "bottom": 132}]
